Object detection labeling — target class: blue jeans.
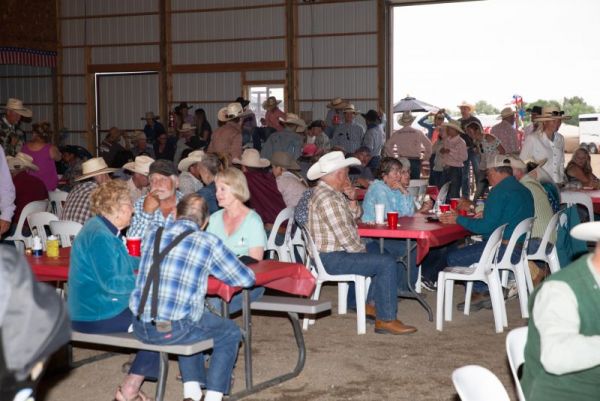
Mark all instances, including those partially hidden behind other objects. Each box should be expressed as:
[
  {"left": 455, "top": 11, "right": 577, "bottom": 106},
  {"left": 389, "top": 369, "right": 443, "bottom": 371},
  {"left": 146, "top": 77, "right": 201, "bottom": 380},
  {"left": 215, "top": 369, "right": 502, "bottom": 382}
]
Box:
[
  {"left": 380, "top": 239, "right": 418, "bottom": 292},
  {"left": 319, "top": 242, "right": 398, "bottom": 321},
  {"left": 72, "top": 309, "right": 159, "bottom": 380},
  {"left": 133, "top": 312, "right": 241, "bottom": 394}
]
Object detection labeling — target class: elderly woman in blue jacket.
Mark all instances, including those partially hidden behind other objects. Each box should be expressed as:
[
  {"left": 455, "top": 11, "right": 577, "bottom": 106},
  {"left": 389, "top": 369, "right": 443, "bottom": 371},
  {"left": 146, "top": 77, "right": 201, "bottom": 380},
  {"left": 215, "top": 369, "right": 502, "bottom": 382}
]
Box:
[{"left": 67, "top": 179, "right": 155, "bottom": 401}]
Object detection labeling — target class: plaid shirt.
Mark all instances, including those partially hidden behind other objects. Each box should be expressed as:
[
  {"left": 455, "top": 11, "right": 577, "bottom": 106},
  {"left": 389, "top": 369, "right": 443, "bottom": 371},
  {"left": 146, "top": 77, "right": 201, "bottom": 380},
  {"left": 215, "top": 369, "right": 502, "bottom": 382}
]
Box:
[
  {"left": 130, "top": 219, "right": 255, "bottom": 323},
  {"left": 128, "top": 191, "right": 183, "bottom": 239},
  {"left": 308, "top": 181, "right": 365, "bottom": 253},
  {"left": 61, "top": 180, "right": 97, "bottom": 225}
]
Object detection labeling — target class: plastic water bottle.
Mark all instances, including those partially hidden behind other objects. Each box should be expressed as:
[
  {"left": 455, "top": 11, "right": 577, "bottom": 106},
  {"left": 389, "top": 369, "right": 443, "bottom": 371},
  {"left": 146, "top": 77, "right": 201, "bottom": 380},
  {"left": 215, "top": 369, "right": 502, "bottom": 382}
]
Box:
[{"left": 32, "top": 235, "right": 43, "bottom": 257}]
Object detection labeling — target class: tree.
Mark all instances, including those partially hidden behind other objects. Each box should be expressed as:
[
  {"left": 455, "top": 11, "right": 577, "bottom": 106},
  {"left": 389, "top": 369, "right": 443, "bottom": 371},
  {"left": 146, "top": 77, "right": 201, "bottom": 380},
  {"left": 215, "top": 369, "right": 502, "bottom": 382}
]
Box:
[
  {"left": 562, "top": 96, "right": 596, "bottom": 126},
  {"left": 474, "top": 100, "right": 499, "bottom": 115}
]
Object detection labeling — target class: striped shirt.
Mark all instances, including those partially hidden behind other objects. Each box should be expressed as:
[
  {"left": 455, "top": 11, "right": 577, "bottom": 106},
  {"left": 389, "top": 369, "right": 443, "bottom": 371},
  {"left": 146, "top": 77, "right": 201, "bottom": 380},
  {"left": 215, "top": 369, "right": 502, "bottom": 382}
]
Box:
[
  {"left": 130, "top": 219, "right": 255, "bottom": 323},
  {"left": 308, "top": 180, "right": 364, "bottom": 253},
  {"left": 61, "top": 180, "right": 97, "bottom": 225}
]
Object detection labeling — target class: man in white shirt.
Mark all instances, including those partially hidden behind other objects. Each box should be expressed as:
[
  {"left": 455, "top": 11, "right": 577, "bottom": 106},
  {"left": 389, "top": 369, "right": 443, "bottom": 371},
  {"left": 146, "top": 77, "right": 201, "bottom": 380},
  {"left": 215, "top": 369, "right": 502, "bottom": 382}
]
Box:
[{"left": 521, "top": 221, "right": 600, "bottom": 400}]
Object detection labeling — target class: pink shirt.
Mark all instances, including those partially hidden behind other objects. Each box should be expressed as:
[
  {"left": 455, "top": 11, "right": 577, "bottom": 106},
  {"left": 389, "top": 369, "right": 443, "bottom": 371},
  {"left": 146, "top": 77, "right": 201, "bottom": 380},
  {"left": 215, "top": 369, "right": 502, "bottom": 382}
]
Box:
[
  {"left": 490, "top": 120, "right": 519, "bottom": 154},
  {"left": 264, "top": 108, "right": 285, "bottom": 131},
  {"left": 441, "top": 135, "right": 468, "bottom": 167},
  {"left": 21, "top": 143, "right": 58, "bottom": 191}
]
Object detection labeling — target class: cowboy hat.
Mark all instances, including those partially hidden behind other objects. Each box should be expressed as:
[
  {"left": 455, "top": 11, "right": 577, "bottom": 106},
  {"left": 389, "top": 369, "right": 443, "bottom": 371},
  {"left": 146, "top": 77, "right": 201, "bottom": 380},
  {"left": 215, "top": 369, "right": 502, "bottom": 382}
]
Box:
[
  {"left": 6, "top": 152, "right": 38, "bottom": 171},
  {"left": 279, "top": 113, "right": 306, "bottom": 133},
  {"left": 487, "top": 155, "right": 513, "bottom": 169},
  {"left": 235, "top": 97, "right": 250, "bottom": 108},
  {"left": 232, "top": 149, "right": 270, "bottom": 168},
  {"left": 218, "top": 102, "right": 251, "bottom": 122},
  {"left": 178, "top": 123, "right": 196, "bottom": 133},
  {"left": 178, "top": 150, "right": 206, "bottom": 172},
  {"left": 525, "top": 105, "right": 542, "bottom": 114},
  {"left": 3, "top": 98, "right": 32, "bottom": 118},
  {"left": 570, "top": 221, "right": 600, "bottom": 242},
  {"left": 176, "top": 102, "right": 193, "bottom": 110},
  {"left": 505, "top": 155, "right": 527, "bottom": 171},
  {"left": 262, "top": 96, "right": 282, "bottom": 110},
  {"left": 457, "top": 101, "right": 475, "bottom": 112},
  {"left": 123, "top": 155, "right": 154, "bottom": 176},
  {"left": 141, "top": 111, "right": 159, "bottom": 120},
  {"left": 271, "top": 151, "right": 300, "bottom": 171},
  {"left": 326, "top": 97, "right": 349, "bottom": 110},
  {"left": 74, "top": 157, "right": 117, "bottom": 182},
  {"left": 397, "top": 111, "right": 416, "bottom": 126},
  {"left": 497, "top": 107, "right": 515, "bottom": 120},
  {"left": 307, "top": 151, "right": 361, "bottom": 181},
  {"left": 441, "top": 120, "right": 465, "bottom": 134},
  {"left": 533, "top": 105, "right": 572, "bottom": 122},
  {"left": 342, "top": 104, "right": 360, "bottom": 114}
]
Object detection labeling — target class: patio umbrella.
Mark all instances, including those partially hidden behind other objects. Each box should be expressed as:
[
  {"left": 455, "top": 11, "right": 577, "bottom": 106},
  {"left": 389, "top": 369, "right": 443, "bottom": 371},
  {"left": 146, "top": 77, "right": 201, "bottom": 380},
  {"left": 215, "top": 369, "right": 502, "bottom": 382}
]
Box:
[{"left": 393, "top": 96, "right": 438, "bottom": 113}]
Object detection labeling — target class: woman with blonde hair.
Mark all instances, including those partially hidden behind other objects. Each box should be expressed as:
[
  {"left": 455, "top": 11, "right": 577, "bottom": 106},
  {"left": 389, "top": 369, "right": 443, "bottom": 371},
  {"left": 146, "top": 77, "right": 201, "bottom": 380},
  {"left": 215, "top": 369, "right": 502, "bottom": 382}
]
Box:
[{"left": 565, "top": 147, "right": 600, "bottom": 189}]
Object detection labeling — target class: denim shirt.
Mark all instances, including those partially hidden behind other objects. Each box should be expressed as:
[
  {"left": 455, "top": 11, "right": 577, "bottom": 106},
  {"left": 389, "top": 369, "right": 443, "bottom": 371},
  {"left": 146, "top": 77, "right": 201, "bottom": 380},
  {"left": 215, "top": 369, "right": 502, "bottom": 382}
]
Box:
[{"left": 362, "top": 180, "right": 415, "bottom": 222}]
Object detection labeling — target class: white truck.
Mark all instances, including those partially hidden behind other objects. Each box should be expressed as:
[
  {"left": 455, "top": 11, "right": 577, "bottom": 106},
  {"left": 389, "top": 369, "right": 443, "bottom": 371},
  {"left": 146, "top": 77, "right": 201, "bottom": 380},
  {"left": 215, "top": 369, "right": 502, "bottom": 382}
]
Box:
[{"left": 579, "top": 113, "right": 600, "bottom": 153}]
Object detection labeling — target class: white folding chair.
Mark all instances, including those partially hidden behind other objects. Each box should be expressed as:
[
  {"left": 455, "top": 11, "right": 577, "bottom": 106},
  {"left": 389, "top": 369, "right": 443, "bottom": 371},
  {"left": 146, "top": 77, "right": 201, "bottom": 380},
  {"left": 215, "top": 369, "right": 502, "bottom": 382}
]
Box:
[
  {"left": 49, "top": 220, "right": 83, "bottom": 248},
  {"left": 266, "top": 207, "right": 295, "bottom": 262},
  {"left": 561, "top": 191, "right": 594, "bottom": 222},
  {"left": 506, "top": 326, "right": 528, "bottom": 401},
  {"left": 408, "top": 179, "right": 428, "bottom": 208},
  {"left": 27, "top": 211, "right": 59, "bottom": 251},
  {"left": 300, "top": 226, "right": 370, "bottom": 335},
  {"left": 452, "top": 365, "right": 510, "bottom": 401},
  {"left": 497, "top": 217, "right": 535, "bottom": 319},
  {"left": 4, "top": 199, "right": 49, "bottom": 253},
  {"left": 527, "top": 210, "right": 562, "bottom": 285},
  {"left": 436, "top": 224, "right": 507, "bottom": 333},
  {"left": 47, "top": 189, "right": 69, "bottom": 217}
]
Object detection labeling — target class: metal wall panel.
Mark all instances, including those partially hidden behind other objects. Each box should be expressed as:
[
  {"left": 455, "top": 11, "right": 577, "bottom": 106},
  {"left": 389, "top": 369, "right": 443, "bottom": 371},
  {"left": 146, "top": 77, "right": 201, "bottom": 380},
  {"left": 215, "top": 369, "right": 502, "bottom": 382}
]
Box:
[
  {"left": 245, "top": 70, "right": 286, "bottom": 81},
  {"left": 97, "top": 73, "right": 159, "bottom": 131},
  {"left": 298, "top": 68, "right": 377, "bottom": 99},
  {"left": 298, "top": 1, "right": 377, "bottom": 35},
  {"left": 172, "top": 72, "right": 240, "bottom": 102},
  {"left": 172, "top": 0, "right": 282, "bottom": 10},
  {"left": 61, "top": 0, "right": 86, "bottom": 18},
  {"left": 92, "top": 45, "right": 160, "bottom": 65},
  {"left": 61, "top": 20, "right": 86, "bottom": 47},
  {"left": 0, "top": 66, "right": 52, "bottom": 103},
  {"left": 61, "top": 48, "right": 85, "bottom": 74},
  {"left": 62, "top": 0, "right": 158, "bottom": 17},
  {"left": 86, "top": 16, "right": 159, "bottom": 45},
  {"left": 172, "top": 40, "right": 285, "bottom": 64},
  {"left": 62, "top": 77, "right": 85, "bottom": 103},
  {"left": 299, "top": 100, "right": 377, "bottom": 122},
  {"left": 63, "top": 105, "right": 87, "bottom": 132},
  {"left": 298, "top": 35, "right": 377, "bottom": 67}
]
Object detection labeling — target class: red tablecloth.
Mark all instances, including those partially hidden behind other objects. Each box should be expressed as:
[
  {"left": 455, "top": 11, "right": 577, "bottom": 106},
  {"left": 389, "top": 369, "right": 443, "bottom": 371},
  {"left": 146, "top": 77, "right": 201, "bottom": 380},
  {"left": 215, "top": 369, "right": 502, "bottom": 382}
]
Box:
[
  {"left": 28, "top": 250, "right": 315, "bottom": 301},
  {"left": 357, "top": 215, "right": 469, "bottom": 263}
]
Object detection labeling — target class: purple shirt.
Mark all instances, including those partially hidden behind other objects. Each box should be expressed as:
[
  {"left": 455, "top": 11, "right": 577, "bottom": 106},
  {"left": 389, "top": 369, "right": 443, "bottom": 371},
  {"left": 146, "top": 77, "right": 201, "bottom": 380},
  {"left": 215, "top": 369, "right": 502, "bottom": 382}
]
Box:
[{"left": 21, "top": 143, "right": 58, "bottom": 191}]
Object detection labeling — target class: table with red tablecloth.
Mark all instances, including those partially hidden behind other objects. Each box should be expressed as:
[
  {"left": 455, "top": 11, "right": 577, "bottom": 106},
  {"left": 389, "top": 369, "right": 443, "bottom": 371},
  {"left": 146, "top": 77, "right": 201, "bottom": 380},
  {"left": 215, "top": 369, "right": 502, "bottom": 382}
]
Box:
[{"left": 568, "top": 188, "right": 600, "bottom": 214}]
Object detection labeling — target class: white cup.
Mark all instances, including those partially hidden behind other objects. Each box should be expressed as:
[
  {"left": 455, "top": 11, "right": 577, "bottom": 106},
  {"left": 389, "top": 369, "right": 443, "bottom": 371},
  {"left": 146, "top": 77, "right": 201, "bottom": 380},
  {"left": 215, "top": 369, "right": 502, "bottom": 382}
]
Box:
[{"left": 375, "top": 204, "right": 385, "bottom": 224}]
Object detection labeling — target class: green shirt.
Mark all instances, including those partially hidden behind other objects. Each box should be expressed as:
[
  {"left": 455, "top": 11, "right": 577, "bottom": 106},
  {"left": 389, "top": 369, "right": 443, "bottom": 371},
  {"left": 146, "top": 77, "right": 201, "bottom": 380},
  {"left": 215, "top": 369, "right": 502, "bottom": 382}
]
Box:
[{"left": 207, "top": 209, "right": 267, "bottom": 257}]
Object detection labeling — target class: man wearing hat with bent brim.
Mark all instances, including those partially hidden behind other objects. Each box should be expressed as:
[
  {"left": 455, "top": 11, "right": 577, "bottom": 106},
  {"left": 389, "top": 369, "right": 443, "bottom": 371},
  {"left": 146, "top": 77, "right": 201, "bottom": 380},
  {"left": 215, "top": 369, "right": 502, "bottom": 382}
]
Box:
[
  {"left": 383, "top": 111, "right": 432, "bottom": 179},
  {"left": 260, "top": 113, "right": 305, "bottom": 161},
  {"left": 208, "top": 102, "right": 249, "bottom": 162},
  {"left": 331, "top": 104, "right": 365, "bottom": 155},
  {"left": 0, "top": 98, "right": 32, "bottom": 157},
  {"left": 141, "top": 112, "right": 165, "bottom": 145},
  {"left": 491, "top": 107, "right": 519, "bottom": 154},
  {"left": 270, "top": 151, "right": 307, "bottom": 208},
  {"left": 130, "top": 130, "right": 155, "bottom": 159},
  {"left": 325, "top": 97, "right": 348, "bottom": 139},
  {"left": 177, "top": 150, "right": 205, "bottom": 195},
  {"left": 307, "top": 151, "right": 417, "bottom": 335},
  {"left": 521, "top": 221, "right": 600, "bottom": 401},
  {"left": 123, "top": 155, "right": 154, "bottom": 203},
  {"left": 61, "top": 157, "right": 117, "bottom": 225}
]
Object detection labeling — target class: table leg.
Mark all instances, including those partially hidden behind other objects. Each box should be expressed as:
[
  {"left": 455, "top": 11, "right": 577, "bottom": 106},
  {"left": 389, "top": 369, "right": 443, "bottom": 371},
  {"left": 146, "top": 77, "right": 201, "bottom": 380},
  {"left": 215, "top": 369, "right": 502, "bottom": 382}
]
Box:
[
  {"left": 242, "top": 288, "right": 253, "bottom": 390},
  {"left": 398, "top": 239, "right": 433, "bottom": 322},
  {"left": 155, "top": 352, "right": 169, "bottom": 401}
]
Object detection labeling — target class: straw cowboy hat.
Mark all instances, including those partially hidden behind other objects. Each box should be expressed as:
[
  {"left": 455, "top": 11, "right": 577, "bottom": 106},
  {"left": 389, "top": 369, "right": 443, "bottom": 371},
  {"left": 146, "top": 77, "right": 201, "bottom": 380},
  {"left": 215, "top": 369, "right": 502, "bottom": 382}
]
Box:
[
  {"left": 397, "top": 111, "right": 416, "bottom": 126},
  {"left": 233, "top": 148, "right": 270, "bottom": 168},
  {"left": 533, "top": 105, "right": 572, "bottom": 122},
  {"left": 326, "top": 97, "right": 349, "bottom": 110},
  {"left": 3, "top": 98, "right": 32, "bottom": 118},
  {"left": 218, "top": 102, "right": 251, "bottom": 122},
  {"left": 178, "top": 150, "right": 206, "bottom": 172},
  {"left": 262, "top": 96, "right": 282, "bottom": 110},
  {"left": 6, "top": 152, "right": 38, "bottom": 172},
  {"left": 123, "top": 155, "right": 154, "bottom": 176},
  {"left": 75, "top": 157, "right": 117, "bottom": 182},
  {"left": 178, "top": 123, "right": 196, "bottom": 133},
  {"left": 497, "top": 107, "right": 515, "bottom": 120},
  {"left": 441, "top": 120, "right": 465, "bottom": 134},
  {"left": 342, "top": 104, "right": 360, "bottom": 114},
  {"left": 271, "top": 151, "right": 300, "bottom": 171},
  {"left": 307, "top": 151, "right": 360, "bottom": 181},
  {"left": 279, "top": 113, "right": 306, "bottom": 133},
  {"left": 141, "top": 112, "right": 159, "bottom": 120},
  {"left": 570, "top": 221, "right": 600, "bottom": 242},
  {"left": 457, "top": 101, "right": 475, "bottom": 112}
]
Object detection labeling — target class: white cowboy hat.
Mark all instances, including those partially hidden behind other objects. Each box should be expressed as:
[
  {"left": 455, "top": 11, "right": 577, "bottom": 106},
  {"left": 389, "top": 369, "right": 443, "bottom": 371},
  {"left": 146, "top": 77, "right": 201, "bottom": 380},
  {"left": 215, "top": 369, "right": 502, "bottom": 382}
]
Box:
[
  {"left": 6, "top": 152, "right": 38, "bottom": 171},
  {"left": 261, "top": 96, "right": 282, "bottom": 110},
  {"left": 279, "top": 113, "right": 307, "bottom": 133},
  {"left": 218, "top": 102, "right": 251, "bottom": 122},
  {"left": 342, "top": 104, "right": 360, "bottom": 114},
  {"left": 178, "top": 150, "right": 206, "bottom": 172},
  {"left": 3, "top": 98, "right": 32, "bottom": 118},
  {"left": 497, "top": 107, "right": 515, "bottom": 120},
  {"left": 457, "top": 101, "right": 475, "bottom": 112},
  {"left": 533, "top": 105, "right": 572, "bottom": 122},
  {"left": 75, "top": 157, "right": 117, "bottom": 181},
  {"left": 326, "top": 97, "right": 349, "bottom": 110},
  {"left": 570, "top": 221, "right": 600, "bottom": 242},
  {"left": 441, "top": 120, "right": 465, "bottom": 134},
  {"left": 178, "top": 123, "right": 196, "bottom": 133},
  {"left": 307, "top": 151, "right": 361, "bottom": 181},
  {"left": 232, "top": 148, "right": 270, "bottom": 168},
  {"left": 397, "top": 111, "right": 416, "bottom": 126},
  {"left": 487, "top": 155, "right": 513, "bottom": 169},
  {"left": 271, "top": 151, "right": 300, "bottom": 171},
  {"left": 123, "top": 155, "right": 155, "bottom": 176},
  {"left": 505, "top": 155, "right": 527, "bottom": 171}
]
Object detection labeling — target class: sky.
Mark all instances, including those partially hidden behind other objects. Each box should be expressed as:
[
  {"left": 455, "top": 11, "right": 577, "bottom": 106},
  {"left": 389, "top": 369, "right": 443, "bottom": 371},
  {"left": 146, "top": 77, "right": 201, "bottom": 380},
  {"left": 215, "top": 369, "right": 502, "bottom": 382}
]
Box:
[{"left": 392, "top": 0, "right": 600, "bottom": 113}]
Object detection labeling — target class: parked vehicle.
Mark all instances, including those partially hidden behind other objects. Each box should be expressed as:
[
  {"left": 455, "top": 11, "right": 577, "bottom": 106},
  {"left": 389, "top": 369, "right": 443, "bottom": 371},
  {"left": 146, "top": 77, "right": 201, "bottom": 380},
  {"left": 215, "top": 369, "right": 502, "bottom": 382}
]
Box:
[{"left": 579, "top": 113, "right": 600, "bottom": 153}]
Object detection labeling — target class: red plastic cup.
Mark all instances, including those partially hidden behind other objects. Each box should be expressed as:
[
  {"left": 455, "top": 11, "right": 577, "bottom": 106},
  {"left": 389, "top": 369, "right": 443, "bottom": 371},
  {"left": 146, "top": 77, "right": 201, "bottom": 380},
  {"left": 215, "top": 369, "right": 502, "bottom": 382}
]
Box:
[
  {"left": 126, "top": 237, "right": 142, "bottom": 257},
  {"left": 450, "top": 198, "right": 460, "bottom": 210},
  {"left": 458, "top": 209, "right": 468, "bottom": 216},
  {"left": 439, "top": 204, "right": 450, "bottom": 214},
  {"left": 387, "top": 212, "right": 399, "bottom": 229}
]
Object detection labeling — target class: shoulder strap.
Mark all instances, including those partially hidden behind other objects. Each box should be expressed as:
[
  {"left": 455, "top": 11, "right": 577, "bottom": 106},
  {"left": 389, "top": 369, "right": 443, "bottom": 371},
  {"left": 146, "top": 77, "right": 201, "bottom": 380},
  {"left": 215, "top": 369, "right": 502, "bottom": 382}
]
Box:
[{"left": 136, "top": 228, "right": 195, "bottom": 322}]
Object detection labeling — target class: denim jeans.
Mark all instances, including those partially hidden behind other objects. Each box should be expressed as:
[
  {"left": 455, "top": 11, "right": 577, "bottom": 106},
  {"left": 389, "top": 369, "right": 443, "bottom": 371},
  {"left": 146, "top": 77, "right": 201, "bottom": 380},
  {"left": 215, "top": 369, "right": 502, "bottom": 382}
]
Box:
[
  {"left": 72, "top": 309, "right": 159, "bottom": 380},
  {"left": 319, "top": 242, "right": 398, "bottom": 321},
  {"left": 133, "top": 312, "right": 241, "bottom": 394},
  {"left": 379, "top": 239, "right": 418, "bottom": 292}
]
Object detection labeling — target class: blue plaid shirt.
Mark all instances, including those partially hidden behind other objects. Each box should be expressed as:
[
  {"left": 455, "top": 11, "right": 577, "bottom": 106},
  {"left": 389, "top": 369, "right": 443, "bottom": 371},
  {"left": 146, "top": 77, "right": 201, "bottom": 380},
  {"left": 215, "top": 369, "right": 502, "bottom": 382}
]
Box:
[
  {"left": 130, "top": 219, "right": 256, "bottom": 323},
  {"left": 127, "top": 191, "right": 184, "bottom": 239}
]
